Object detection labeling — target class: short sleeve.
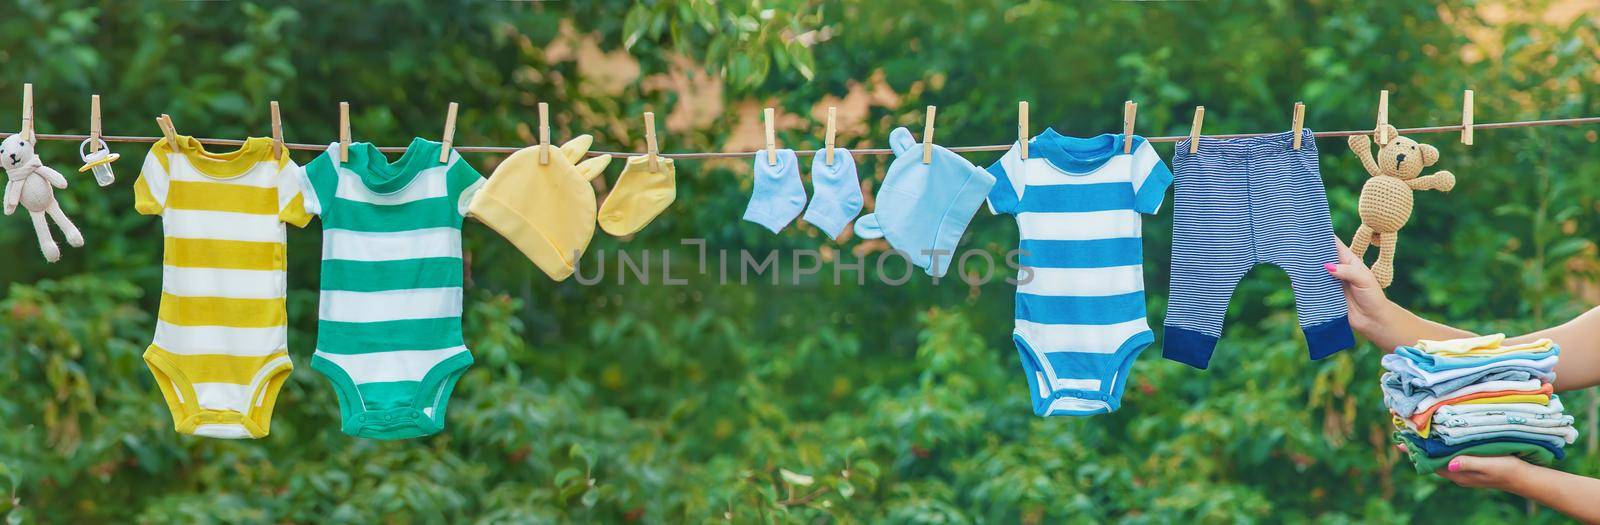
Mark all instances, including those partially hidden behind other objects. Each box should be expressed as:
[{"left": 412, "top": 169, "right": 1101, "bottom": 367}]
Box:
[
  {"left": 299, "top": 146, "right": 341, "bottom": 217},
  {"left": 1129, "top": 139, "right": 1172, "bottom": 215},
  {"left": 133, "top": 144, "right": 173, "bottom": 216},
  {"left": 445, "top": 151, "right": 486, "bottom": 218},
  {"left": 276, "top": 160, "right": 313, "bottom": 228},
  {"left": 984, "top": 142, "right": 1026, "bottom": 215}
]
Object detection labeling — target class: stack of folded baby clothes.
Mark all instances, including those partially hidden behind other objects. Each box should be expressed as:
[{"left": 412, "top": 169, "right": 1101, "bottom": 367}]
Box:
[{"left": 1380, "top": 334, "right": 1577, "bottom": 474}]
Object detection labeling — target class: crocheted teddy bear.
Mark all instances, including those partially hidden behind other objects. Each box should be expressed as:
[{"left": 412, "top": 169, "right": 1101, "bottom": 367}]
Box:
[
  {"left": 1347, "top": 124, "right": 1455, "bottom": 288},
  {"left": 2, "top": 133, "right": 83, "bottom": 262}
]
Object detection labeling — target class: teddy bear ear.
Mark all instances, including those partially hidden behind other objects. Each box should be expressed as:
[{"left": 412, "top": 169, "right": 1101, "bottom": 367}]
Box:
[
  {"left": 1421, "top": 143, "right": 1439, "bottom": 166},
  {"left": 576, "top": 155, "right": 612, "bottom": 181}
]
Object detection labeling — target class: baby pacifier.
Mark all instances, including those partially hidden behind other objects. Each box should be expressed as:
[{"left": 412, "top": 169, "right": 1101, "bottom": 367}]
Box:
[{"left": 78, "top": 137, "right": 119, "bottom": 187}]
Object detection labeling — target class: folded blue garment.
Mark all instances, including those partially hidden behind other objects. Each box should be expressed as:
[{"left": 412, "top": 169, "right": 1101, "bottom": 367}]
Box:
[
  {"left": 1393, "top": 345, "right": 1560, "bottom": 372},
  {"left": 1380, "top": 368, "right": 1542, "bottom": 416},
  {"left": 1383, "top": 366, "right": 1554, "bottom": 396},
  {"left": 1400, "top": 431, "right": 1566, "bottom": 460}
]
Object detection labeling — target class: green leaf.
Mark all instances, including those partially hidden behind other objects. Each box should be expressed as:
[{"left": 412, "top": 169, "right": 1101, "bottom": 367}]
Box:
[
  {"left": 623, "top": 7, "right": 649, "bottom": 50},
  {"left": 580, "top": 489, "right": 599, "bottom": 508},
  {"left": 554, "top": 468, "right": 582, "bottom": 489}
]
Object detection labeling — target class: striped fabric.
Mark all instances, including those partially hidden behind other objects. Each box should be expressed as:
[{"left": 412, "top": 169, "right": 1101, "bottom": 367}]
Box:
[
  {"left": 1163, "top": 130, "right": 1354, "bottom": 369},
  {"left": 987, "top": 129, "right": 1171, "bottom": 417},
  {"left": 134, "top": 136, "right": 311, "bottom": 439},
  {"left": 300, "top": 138, "right": 484, "bottom": 440}
]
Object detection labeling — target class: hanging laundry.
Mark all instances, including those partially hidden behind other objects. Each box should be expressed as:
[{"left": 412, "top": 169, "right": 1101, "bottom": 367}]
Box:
[
  {"left": 599, "top": 154, "right": 677, "bottom": 236},
  {"left": 1346, "top": 124, "right": 1457, "bottom": 288},
  {"left": 469, "top": 135, "right": 612, "bottom": 281},
  {"left": 854, "top": 127, "right": 994, "bottom": 277},
  {"left": 1163, "top": 129, "right": 1355, "bottom": 369},
  {"left": 801, "top": 147, "right": 862, "bottom": 239},
  {"left": 298, "top": 138, "right": 483, "bottom": 440},
  {"left": 986, "top": 129, "right": 1171, "bottom": 416},
  {"left": 743, "top": 148, "right": 806, "bottom": 233},
  {"left": 133, "top": 135, "right": 310, "bottom": 439},
  {"left": 3, "top": 134, "right": 83, "bottom": 262}
]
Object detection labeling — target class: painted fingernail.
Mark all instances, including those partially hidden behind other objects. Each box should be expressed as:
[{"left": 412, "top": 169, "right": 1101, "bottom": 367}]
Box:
[
  {"left": 1447, "top": 458, "right": 1463, "bottom": 472},
  {"left": 1324, "top": 263, "right": 1337, "bottom": 274}
]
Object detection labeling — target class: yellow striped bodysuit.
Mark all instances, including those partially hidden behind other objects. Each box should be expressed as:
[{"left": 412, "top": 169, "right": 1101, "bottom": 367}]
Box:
[{"left": 134, "top": 136, "right": 311, "bottom": 439}]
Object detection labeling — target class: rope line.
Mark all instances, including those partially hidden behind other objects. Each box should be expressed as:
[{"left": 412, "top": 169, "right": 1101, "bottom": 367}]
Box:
[{"left": 6, "top": 115, "right": 1597, "bottom": 158}]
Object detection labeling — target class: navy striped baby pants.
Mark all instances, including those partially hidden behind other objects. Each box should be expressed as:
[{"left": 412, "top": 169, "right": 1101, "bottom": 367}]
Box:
[{"left": 1163, "top": 129, "right": 1355, "bottom": 369}]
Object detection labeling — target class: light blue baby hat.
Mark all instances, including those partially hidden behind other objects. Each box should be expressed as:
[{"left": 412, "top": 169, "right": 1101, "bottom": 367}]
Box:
[{"left": 854, "top": 127, "right": 996, "bottom": 277}]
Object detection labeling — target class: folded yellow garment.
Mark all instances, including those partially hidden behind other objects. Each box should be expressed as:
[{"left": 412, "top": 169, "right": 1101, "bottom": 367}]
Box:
[
  {"left": 1415, "top": 334, "right": 1553, "bottom": 357},
  {"left": 1415, "top": 334, "right": 1503, "bottom": 353},
  {"left": 1455, "top": 392, "right": 1552, "bottom": 406}
]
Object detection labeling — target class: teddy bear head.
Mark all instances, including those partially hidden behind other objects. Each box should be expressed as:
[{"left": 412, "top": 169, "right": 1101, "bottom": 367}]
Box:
[
  {"left": 0, "top": 134, "right": 37, "bottom": 171},
  {"left": 1374, "top": 125, "right": 1439, "bottom": 180}
]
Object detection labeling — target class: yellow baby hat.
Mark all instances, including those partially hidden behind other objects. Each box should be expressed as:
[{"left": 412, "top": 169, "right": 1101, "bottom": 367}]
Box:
[
  {"left": 469, "top": 135, "right": 612, "bottom": 281},
  {"left": 599, "top": 155, "right": 676, "bottom": 236}
]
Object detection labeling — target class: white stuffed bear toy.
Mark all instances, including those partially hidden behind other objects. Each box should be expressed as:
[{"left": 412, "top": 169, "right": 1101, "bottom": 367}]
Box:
[{"left": 3, "top": 134, "right": 83, "bottom": 262}]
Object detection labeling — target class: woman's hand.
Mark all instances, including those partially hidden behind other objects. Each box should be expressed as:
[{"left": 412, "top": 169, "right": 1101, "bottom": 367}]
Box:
[
  {"left": 1324, "top": 236, "right": 1476, "bottom": 349},
  {"left": 1394, "top": 444, "right": 1600, "bottom": 523},
  {"left": 1436, "top": 455, "right": 1533, "bottom": 491},
  {"left": 1439, "top": 454, "right": 1600, "bottom": 524},
  {"left": 1324, "top": 236, "right": 1391, "bottom": 335},
  {"left": 1396, "top": 443, "right": 1528, "bottom": 491}
]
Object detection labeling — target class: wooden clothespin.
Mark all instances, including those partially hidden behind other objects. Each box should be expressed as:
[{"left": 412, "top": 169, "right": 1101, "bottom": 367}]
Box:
[
  {"left": 763, "top": 107, "right": 777, "bottom": 166},
  {"left": 1122, "top": 101, "right": 1137, "bottom": 154},
  {"left": 439, "top": 102, "right": 458, "bottom": 163},
  {"left": 1291, "top": 101, "right": 1306, "bottom": 150},
  {"left": 339, "top": 101, "right": 351, "bottom": 162},
  {"left": 1461, "top": 89, "right": 1474, "bottom": 146},
  {"left": 824, "top": 106, "right": 837, "bottom": 166},
  {"left": 21, "top": 83, "right": 33, "bottom": 141},
  {"left": 1188, "top": 106, "right": 1205, "bottom": 154},
  {"left": 644, "top": 111, "right": 660, "bottom": 172},
  {"left": 1375, "top": 90, "right": 1391, "bottom": 145},
  {"left": 921, "top": 105, "right": 936, "bottom": 164},
  {"left": 269, "top": 101, "right": 284, "bottom": 158},
  {"left": 156, "top": 113, "right": 178, "bottom": 145},
  {"left": 1018, "top": 101, "right": 1029, "bottom": 160},
  {"left": 538, "top": 102, "right": 551, "bottom": 164},
  {"left": 88, "top": 94, "right": 101, "bottom": 152}
]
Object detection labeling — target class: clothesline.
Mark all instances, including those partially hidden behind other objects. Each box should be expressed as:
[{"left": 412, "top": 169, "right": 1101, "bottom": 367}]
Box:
[{"left": 7, "top": 115, "right": 1598, "bottom": 158}]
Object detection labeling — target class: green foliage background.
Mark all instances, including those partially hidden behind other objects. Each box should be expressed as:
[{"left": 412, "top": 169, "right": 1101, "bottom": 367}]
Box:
[{"left": 1, "top": 0, "right": 1598, "bottom": 522}]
